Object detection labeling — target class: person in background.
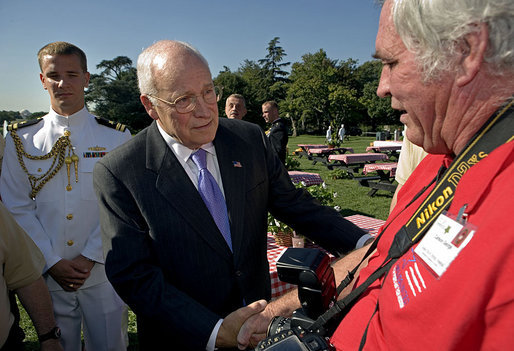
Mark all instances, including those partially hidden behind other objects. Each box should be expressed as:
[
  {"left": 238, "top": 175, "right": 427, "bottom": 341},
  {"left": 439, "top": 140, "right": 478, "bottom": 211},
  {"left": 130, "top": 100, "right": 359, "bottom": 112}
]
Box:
[
  {"left": 225, "top": 94, "right": 247, "bottom": 120},
  {"left": 0, "top": 41, "right": 130, "bottom": 351},
  {"left": 262, "top": 101, "right": 288, "bottom": 165},
  {"left": 389, "top": 127, "right": 427, "bottom": 213},
  {"left": 237, "top": 0, "right": 514, "bottom": 349},
  {"left": 93, "top": 40, "right": 369, "bottom": 350},
  {"left": 338, "top": 124, "right": 345, "bottom": 143},
  {"left": 325, "top": 125, "right": 332, "bottom": 143},
  {"left": 1, "top": 201, "right": 63, "bottom": 351}
]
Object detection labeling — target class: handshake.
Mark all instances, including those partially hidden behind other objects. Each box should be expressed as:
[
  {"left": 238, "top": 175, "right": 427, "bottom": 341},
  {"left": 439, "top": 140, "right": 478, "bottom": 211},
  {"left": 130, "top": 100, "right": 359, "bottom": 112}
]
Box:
[{"left": 217, "top": 248, "right": 337, "bottom": 350}]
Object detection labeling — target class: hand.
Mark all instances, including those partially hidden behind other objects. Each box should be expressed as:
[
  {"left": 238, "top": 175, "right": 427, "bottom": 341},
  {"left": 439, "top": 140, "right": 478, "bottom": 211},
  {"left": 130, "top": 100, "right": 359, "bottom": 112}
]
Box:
[
  {"left": 237, "top": 304, "right": 276, "bottom": 350},
  {"left": 48, "top": 258, "right": 91, "bottom": 292},
  {"left": 72, "top": 255, "right": 95, "bottom": 272},
  {"left": 237, "top": 289, "right": 301, "bottom": 350},
  {"left": 215, "top": 299, "right": 267, "bottom": 349}
]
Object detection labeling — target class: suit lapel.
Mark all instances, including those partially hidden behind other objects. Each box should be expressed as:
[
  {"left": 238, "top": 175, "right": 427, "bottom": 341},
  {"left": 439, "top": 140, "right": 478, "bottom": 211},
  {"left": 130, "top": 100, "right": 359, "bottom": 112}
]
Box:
[
  {"left": 214, "top": 122, "right": 247, "bottom": 257},
  {"left": 145, "top": 122, "right": 232, "bottom": 261}
]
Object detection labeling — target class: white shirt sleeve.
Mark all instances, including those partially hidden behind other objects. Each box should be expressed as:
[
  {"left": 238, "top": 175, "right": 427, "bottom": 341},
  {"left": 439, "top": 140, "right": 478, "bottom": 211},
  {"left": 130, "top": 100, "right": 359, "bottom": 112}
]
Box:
[{"left": 206, "top": 319, "right": 223, "bottom": 350}]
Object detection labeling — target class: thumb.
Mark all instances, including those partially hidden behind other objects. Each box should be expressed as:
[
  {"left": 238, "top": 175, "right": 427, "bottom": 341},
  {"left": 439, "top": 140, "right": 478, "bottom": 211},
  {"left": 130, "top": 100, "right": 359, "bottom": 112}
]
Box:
[{"left": 241, "top": 299, "right": 267, "bottom": 318}]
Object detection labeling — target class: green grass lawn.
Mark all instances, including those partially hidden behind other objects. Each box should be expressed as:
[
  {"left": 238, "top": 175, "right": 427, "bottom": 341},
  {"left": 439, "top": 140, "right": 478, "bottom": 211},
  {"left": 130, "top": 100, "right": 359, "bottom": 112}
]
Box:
[
  {"left": 288, "top": 134, "right": 393, "bottom": 221},
  {"left": 17, "top": 134, "right": 394, "bottom": 350}
]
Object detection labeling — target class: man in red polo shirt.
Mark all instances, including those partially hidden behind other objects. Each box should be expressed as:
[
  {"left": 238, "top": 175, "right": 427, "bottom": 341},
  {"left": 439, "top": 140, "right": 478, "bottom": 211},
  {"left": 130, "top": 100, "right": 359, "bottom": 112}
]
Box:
[{"left": 237, "top": 0, "right": 514, "bottom": 349}]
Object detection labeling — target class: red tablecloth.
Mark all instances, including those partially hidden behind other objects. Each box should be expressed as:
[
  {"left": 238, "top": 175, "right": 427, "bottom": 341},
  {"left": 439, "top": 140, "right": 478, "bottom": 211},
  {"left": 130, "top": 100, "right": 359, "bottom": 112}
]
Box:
[
  {"left": 267, "top": 214, "right": 386, "bottom": 299},
  {"left": 307, "top": 147, "right": 354, "bottom": 155},
  {"left": 366, "top": 145, "right": 402, "bottom": 153},
  {"left": 288, "top": 171, "right": 324, "bottom": 186},
  {"left": 297, "top": 144, "right": 326, "bottom": 149},
  {"left": 328, "top": 153, "right": 388, "bottom": 164},
  {"left": 363, "top": 162, "right": 398, "bottom": 177}
]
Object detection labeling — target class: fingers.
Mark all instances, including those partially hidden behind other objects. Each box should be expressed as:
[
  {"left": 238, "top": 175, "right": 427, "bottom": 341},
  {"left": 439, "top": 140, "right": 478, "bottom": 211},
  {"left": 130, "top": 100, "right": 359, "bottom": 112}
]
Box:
[
  {"left": 241, "top": 299, "right": 267, "bottom": 319},
  {"left": 237, "top": 305, "right": 274, "bottom": 350},
  {"left": 57, "top": 277, "right": 87, "bottom": 291},
  {"left": 216, "top": 300, "right": 267, "bottom": 349},
  {"left": 61, "top": 281, "right": 78, "bottom": 292},
  {"left": 249, "top": 333, "right": 267, "bottom": 349},
  {"left": 71, "top": 255, "right": 95, "bottom": 273}
]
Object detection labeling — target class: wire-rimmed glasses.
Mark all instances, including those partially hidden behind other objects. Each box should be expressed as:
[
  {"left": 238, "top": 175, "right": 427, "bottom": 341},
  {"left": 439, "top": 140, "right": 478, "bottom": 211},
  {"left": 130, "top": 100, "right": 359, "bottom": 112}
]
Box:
[{"left": 147, "top": 86, "right": 223, "bottom": 114}]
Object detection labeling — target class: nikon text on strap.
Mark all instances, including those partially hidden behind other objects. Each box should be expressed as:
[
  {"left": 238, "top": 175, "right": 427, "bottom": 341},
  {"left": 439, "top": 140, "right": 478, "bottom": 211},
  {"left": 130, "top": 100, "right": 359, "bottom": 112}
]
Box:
[{"left": 309, "top": 101, "right": 514, "bottom": 345}]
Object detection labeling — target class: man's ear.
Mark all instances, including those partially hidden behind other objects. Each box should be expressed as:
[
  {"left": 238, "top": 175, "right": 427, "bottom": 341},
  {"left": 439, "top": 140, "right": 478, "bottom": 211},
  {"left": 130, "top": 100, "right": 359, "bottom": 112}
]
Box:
[
  {"left": 456, "top": 23, "right": 489, "bottom": 87},
  {"left": 140, "top": 95, "right": 160, "bottom": 121},
  {"left": 40, "top": 73, "right": 48, "bottom": 90}
]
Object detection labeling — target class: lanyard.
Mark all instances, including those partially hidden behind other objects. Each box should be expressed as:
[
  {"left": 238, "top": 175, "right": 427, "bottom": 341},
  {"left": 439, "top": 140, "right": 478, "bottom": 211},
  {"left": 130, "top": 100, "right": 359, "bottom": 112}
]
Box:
[{"left": 309, "top": 101, "right": 514, "bottom": 340}]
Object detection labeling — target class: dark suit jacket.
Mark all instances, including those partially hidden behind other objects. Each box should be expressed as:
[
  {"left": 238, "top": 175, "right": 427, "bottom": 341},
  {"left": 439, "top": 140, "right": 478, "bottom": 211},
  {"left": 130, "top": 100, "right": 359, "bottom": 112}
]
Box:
[
  {"left": 93, "top": 118, "right": 364, "bottom": 350},
  {"left": 268, "top": 118, "right": 288, "bottom": 165}
]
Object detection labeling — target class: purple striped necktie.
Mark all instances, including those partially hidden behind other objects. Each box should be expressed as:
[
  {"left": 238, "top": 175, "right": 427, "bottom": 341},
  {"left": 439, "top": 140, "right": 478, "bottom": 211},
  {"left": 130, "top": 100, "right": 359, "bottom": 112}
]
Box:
[{"left": 191, "top": 148, "right": 232, "bottom": 251}]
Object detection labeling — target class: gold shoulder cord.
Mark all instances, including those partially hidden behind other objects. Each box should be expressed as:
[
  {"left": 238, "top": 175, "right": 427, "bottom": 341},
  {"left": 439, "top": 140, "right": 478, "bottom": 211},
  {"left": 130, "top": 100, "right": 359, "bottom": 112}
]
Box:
[{"left": 11, "top": 129, "right": 78, "bottom": 199}]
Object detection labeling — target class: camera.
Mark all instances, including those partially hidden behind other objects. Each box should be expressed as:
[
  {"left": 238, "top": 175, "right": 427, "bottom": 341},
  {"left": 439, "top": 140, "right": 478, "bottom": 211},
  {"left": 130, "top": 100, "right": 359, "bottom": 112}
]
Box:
[{"left": 255, "top": 248, "right": 337, "bottom": 351}]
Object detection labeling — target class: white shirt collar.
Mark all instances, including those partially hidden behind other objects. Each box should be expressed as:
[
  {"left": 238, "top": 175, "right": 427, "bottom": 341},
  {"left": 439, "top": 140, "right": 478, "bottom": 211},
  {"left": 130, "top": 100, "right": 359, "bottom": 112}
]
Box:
[
  {"left": 156, "top": 121, "right": 216, "bottom": 161},
  {"left": 47, "top": 106, "right": 89, "bottom": 128}
]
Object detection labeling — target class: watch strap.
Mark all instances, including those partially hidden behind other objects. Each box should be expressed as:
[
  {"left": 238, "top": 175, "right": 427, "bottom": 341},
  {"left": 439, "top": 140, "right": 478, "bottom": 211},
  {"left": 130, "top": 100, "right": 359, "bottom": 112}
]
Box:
[{"left": 38, "top": 326, "right": 61, "bottom": 342}]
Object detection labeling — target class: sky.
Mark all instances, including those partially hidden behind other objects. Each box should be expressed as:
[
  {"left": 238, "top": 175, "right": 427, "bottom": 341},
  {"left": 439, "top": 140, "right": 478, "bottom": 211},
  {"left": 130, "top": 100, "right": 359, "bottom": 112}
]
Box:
[{"left": 0, "top": 0, "right": 382, "bottom": 113}]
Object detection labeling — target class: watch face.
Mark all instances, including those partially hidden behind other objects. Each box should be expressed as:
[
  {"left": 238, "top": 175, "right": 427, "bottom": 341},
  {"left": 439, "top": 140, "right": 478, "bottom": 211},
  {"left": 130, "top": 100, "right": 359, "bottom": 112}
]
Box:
[{"left": 54, "top": 327, "right": 61, "bottom": 338}]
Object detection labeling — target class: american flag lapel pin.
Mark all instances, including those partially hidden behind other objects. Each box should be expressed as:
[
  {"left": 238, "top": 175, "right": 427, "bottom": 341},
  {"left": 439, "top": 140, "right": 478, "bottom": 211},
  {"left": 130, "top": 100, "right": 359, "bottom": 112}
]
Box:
[{"left": 232, "top": 161, "right": 242, "bottom": 168}]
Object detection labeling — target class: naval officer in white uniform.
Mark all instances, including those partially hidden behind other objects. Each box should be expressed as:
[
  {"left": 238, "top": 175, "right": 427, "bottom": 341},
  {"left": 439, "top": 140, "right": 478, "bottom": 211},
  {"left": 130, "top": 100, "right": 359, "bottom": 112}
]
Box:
[{"left": 0, "top": 41, "right": 131, "bottom": 351}]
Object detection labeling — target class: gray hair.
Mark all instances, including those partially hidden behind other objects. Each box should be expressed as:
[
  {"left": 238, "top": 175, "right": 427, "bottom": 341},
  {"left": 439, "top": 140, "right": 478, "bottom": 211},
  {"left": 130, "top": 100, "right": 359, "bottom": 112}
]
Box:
[
  {"left": 137, "top": 40, "right": 210, "bottom": 101},
  {"left": 383, "top": 0, "right": 514, "bottom": 79},
  {"left": 227, "top": 94, "right": 246, "bottom": 107}
]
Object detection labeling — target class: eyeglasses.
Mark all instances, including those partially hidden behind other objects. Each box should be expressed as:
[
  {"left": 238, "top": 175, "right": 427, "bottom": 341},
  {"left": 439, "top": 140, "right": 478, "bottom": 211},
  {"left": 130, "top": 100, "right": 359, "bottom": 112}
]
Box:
[{"left": 147, "top": 86, "right": 223, "bottom": 114}]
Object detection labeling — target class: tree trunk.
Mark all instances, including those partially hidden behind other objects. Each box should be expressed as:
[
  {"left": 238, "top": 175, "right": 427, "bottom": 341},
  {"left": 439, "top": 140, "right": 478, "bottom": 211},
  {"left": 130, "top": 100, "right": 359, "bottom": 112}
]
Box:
[{"left": 287, "top": 113, "right": 297, "bottom": 137}]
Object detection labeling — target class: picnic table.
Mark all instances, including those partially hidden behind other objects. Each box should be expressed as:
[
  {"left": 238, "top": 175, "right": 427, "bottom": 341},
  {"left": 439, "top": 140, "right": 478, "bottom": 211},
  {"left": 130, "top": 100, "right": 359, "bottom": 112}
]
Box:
[
  {"left": 288, "top": 171, "right": 324, "bottom": 186},
  {"left": 295, "top": 144, "right": 326, "bottom": 158},
  {"left": 327, "top": 152, "right": 388, "bottom": 176},
  {"left": 305, "top": 146, "right": 354, "bottom": 167},
  {"left": 366, "top": 144, "right": 402, "bottom": 160},
  {"left": 267, "top": 214, "right": 386, "bottom": 299},
  {"left": 357, "top": 162, "right": 398, "bottom": 196}
]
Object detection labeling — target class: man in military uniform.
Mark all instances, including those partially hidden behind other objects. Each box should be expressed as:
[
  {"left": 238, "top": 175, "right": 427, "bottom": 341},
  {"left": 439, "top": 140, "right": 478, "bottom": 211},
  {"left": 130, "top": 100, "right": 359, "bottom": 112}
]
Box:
[
  {"left": 0, "top": 42, "right": 130, "bottom": 351},
  {"left": 262, "top": 101, "right": 288, "bottom": 165}
]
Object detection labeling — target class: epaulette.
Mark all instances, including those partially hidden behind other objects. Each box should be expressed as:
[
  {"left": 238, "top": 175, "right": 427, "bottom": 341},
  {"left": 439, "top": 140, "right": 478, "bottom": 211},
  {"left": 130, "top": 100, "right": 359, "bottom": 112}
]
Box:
[
  {"left": 8, "top": 117, "right": 44, "bottom": 132},
  {"left": 94, "top": 116, "right": 127, "bottom": 132}
]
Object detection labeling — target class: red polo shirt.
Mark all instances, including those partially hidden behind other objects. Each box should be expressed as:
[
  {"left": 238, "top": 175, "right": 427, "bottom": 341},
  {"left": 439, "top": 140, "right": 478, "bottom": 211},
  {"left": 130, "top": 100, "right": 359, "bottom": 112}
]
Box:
[{"left": 331, "top": 141, "right": 514, "bottom": 350}]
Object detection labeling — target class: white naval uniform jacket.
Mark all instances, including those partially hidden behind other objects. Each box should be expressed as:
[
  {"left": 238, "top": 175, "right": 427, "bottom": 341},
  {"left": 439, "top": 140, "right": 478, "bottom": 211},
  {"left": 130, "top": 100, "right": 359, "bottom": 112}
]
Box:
[{"left": 0, "top": 107, "right": 131, "bottom": 291}]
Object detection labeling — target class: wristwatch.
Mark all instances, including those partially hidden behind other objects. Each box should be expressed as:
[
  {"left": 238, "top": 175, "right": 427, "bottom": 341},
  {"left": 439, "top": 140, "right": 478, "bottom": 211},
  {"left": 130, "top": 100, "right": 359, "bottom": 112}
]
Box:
[{"left": 38, "top": 326, "right": 61, "bottom": 342}]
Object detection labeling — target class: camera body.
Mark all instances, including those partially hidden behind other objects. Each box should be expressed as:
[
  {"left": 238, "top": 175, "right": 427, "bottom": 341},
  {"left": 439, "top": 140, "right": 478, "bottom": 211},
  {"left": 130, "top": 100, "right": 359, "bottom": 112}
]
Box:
[
  {"left": 256, "top": 320, "right": 334, "bottom": 351},
  {"left": 255, "top": 248, "right": 337, "bottom": 351}
]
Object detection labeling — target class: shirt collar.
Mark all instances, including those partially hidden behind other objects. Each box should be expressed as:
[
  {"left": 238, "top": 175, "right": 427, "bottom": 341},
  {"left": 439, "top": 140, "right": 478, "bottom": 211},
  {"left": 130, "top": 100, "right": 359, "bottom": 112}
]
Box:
[
  {"left": 48, "top": 106, "right": 89, "bottom": 128},
  {"left": 156, "top": 121, "right": 216, "bottom": 163}
]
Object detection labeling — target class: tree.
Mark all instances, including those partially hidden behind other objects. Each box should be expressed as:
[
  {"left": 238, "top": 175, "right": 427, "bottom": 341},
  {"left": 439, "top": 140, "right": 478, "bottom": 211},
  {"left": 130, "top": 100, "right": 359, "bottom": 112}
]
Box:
[
  {"left": 356, "top": 60, "right": 401, "bottom": 129},
  {"left": 85, "top": 56, "right": 150, "bottom": 133},
  {"left": 258, "top": 37, "right": 291, "bottom": 102},
  {"left": 284, "top": 50, "right": 362, "bottom": 134},
  {"left": 214, "top": 64, "right": 264, "bottom": 127}
]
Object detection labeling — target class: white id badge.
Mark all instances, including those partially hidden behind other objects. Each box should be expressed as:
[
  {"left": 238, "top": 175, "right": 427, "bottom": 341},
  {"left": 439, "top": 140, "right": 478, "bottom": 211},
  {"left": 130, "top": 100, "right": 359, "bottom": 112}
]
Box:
[{"left": 414, "top": 212, "right": 475, "bottom": 278}]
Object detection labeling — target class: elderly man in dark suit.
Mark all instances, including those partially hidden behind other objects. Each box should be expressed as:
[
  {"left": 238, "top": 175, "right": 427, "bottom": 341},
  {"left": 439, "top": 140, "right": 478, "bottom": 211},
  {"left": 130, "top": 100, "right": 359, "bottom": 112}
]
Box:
[{"left": 93, "top": 40, "right": 367, "bottom": 350}]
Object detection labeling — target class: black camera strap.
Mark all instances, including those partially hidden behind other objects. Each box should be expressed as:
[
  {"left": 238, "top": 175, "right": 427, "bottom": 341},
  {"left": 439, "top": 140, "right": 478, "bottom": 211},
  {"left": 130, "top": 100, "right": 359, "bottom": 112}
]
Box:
[{"left": 309, "top": 101, "right": 514, "bottom": 342}]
